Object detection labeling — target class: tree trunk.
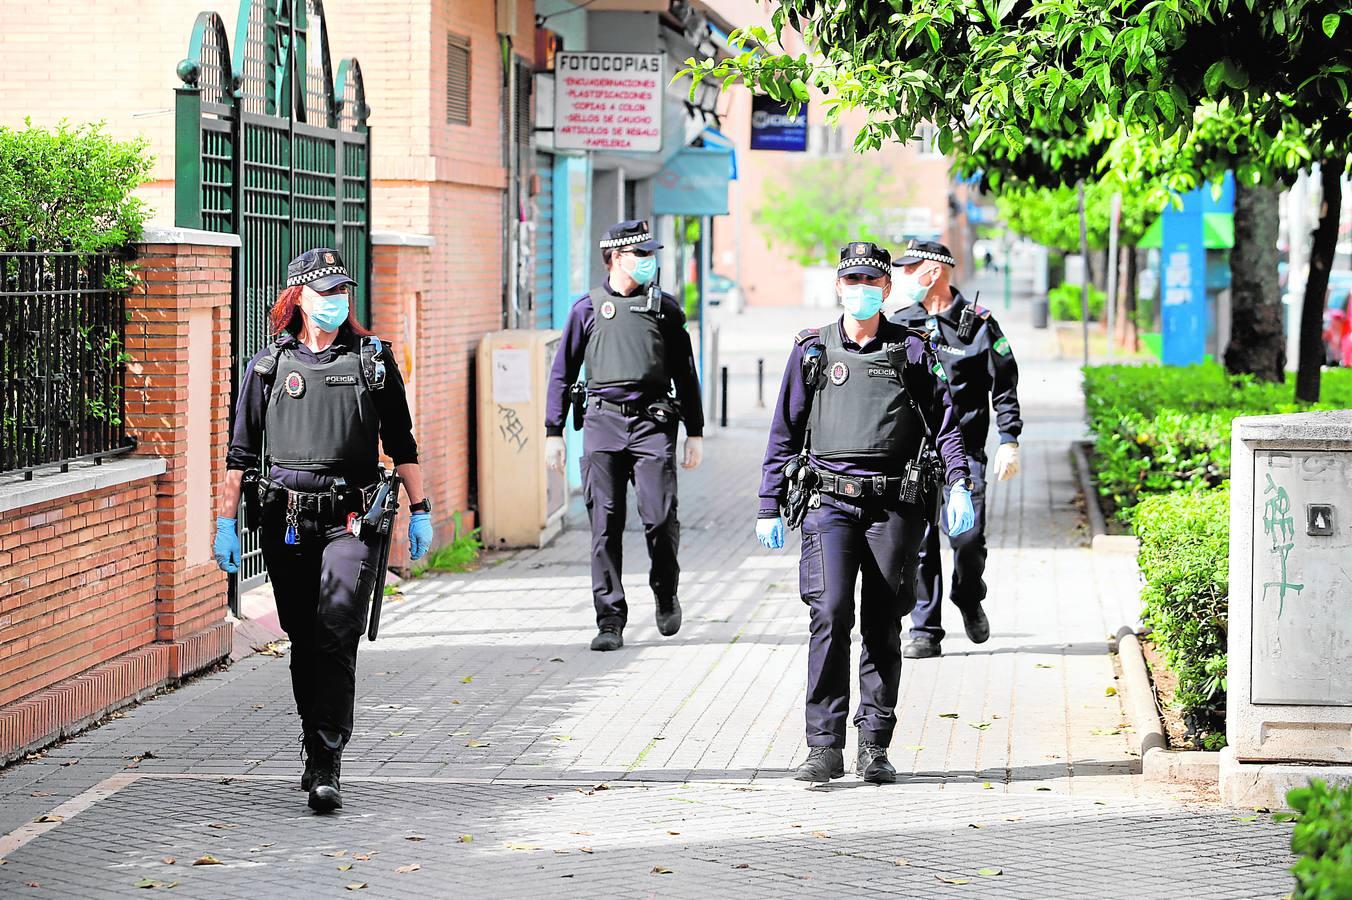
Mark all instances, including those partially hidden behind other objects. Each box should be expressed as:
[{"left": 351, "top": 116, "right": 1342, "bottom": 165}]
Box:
[
  {"left": 1223, "top": 181, "right": 1283, "bottom": 380},
  {"left": 1295, "top": 162, "right": 1342, "bottom": 403},
  {"left": 1117, "top": 245, "right": 1140, "bottom": 352}
]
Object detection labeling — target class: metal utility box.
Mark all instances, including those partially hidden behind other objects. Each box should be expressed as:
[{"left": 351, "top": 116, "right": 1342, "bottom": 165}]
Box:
[
  {"left": 1223, "top": 411, "right": 1352, "bottom": 807},
  {"left": 476, "top": 330, "right": 566, "bottom": 548}
]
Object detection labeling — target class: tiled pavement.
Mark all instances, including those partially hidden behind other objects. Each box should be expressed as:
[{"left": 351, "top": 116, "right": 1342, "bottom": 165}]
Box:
[{"left": 0, "top": 277, "right": 1296, "bottom": 897}]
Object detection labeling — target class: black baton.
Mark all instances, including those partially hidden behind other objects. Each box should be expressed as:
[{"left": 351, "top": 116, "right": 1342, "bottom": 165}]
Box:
[{"left": 365, "top": 472, "right": 403, "bottom": 641}]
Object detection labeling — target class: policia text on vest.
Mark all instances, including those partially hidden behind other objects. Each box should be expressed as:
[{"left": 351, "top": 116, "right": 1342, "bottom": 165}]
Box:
[
  {"left": 756, "top": 241, "right": 974, "bottom": 786},
  {"left": 212, "top": 248, "right": 434, "bottom": 815},
  {"left": 544, "top": 220, "right": 706, "bottom": 653}
]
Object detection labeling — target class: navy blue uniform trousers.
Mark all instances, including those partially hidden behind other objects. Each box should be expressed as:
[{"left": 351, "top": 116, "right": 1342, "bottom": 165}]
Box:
[
  {"left": 580, "top": 405, "right": 680, "bottom": 629},
  {"left": 800, "top": 492, "right": 928, "bottom": 748},
  {"left": 260, "top": 500, "right": 380, "bottom": 746},
  {"left": 910, "top": 458, "right": 988, "bottom": 641}
]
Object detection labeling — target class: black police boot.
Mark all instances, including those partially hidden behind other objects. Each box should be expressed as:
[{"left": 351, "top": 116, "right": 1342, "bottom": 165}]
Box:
[
  {"left": 307, "top": 737, "right": 344, "bottom": 813},
  {"left": 903, "top": 636, "right": 942, "bottom": 659},
  {"left": 960, "top": 604, "right": 990, "bottom": 644},
  {"left": 794, "top": 747, "right": 845, "bottom": 783},
  {"left": 299, "top": 732, "right": 319, "bottom": 792},
  {"left": 590, "top": 624, "right": 624, "bottom": 652},
  {"left": 857, "top": 741, "right": 897, "bottom": 784},
  {"left": 655, "top": 595, "right": 682, "bottom": 637}
]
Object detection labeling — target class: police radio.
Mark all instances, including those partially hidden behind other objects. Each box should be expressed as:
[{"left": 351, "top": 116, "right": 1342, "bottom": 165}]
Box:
[
  {"left": 957, "top": 291, "right": 981, "bottom": 342},
  {"left": 633, "top": 265, "right": 663, "bottom": 316}
]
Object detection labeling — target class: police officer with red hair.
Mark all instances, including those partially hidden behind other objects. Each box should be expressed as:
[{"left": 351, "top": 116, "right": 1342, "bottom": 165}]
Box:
[{"left": 211, "top": 248, "right": 433, "bottom": 813}]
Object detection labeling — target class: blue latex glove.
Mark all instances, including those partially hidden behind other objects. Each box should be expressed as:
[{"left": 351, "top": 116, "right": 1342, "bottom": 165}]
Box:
[
  {"left": 213, "top": 516, "right": 240, "bottom": 573},
  {"left": 947, "top": 485, "right": 976, "bottom": 537},
  {"left": 756, "top": 516, "right": 786, "bottom": 550},
  {"left": 409, "top": 512, "right": 433, "bottom": 561}
]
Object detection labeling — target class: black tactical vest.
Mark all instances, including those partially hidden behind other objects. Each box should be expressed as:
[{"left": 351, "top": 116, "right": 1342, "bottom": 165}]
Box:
[
  {"left": 264, "top": 347, "right": 380, "bottom": 471},
  {"left": 807, "top": 325, "right": 922, "bottom": 462},
  {"left": 584, "top": 287, "right": 667, "bottom": 392}
]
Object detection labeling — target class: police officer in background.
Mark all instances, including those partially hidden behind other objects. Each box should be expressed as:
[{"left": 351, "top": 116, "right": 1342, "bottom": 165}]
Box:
[
  {"left": 545, "top": 220, "right": 705, "bottom": 652},
  {"left": 890, "top": 240, "right": 1023, "bottom": 660},
  {"left": 756, "top": 242, "right": 974, "bottom": 784},
  {"left": 212, "top": 248, "right": 434, "bottom": 813}
]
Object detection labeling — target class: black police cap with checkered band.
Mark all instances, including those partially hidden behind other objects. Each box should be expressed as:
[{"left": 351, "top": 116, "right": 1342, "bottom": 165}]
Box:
[
  {"left": 894, "top": 239, "right": 956, "bottom": 267},
  {"left": 837, "top": 241, "right": 892, "bottom": 278},
  {"left": 599, "top": 219, "right": 664, "bottom": 252},
  {"left": 286, "top": 247, "right": 357, "bottom": 292}
]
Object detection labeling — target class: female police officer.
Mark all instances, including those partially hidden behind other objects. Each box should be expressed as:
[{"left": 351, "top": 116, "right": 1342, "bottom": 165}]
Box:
[
  {"left": 755, "top": 241, "right": 973, "bottom": 784},
  {"left": 211, "top": 248, "right": 433, "bottom": 813}
]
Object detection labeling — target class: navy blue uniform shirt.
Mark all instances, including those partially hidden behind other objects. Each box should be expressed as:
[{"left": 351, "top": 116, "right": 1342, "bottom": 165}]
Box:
[
  {"left": 757, "top": 317, "right": 971, "bottom": 517},
  {"left": 545, "top": 279, "right": 705, "bottom": 437},
  {"left": 226, "top": 327, "right": 418, "bottom": 491},
  {"left": 891, "top": 288, "right": 1022, "bottom": 458}
]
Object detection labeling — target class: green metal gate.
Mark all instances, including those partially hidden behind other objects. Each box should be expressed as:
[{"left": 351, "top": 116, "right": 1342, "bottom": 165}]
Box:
[{"left": 174, "top": 0, "right": 371, "bottom": 601}]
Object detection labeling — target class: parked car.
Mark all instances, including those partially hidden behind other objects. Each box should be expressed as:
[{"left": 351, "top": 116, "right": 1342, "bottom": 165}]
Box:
[
  {"left": 706, "top": 272, "right": 740, "bottom": 308},
  {"left": 1319, "top": 270, "right": 1352, "bottom": 365}
]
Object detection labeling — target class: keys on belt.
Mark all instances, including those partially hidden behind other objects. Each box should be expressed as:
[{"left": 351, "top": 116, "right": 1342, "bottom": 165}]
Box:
[{"left": 814, "top": 471, "right": 904, "bottom": 499}]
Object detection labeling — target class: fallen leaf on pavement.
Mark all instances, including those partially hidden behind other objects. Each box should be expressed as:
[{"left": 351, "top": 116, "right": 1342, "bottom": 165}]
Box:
[
  {"left": 26, "top": 882, "right": 40, "bottom": 888},
  {"left": 667, "top": 830, "right": 680, "bottom": 835},
  {"left": 651, "top": 866, "right": 673, "bottom": 875},
  {"left": 811, "top": 831, "right": 830, "bottom": 839},
  {"left": 192, "top": 854, "right": 222, "bottom": 866},
  {"left": 968, "top": 722, "right": 991, "bottom": 731},
  {"left": 451, "top": 699, "right": 462, "bottom": 705},
  {"left": 60, "top": 759, "right": 79, "bottom": 767},
  {"left": 352, "top": 853, "right": 375, "bottom": 861},
  {"left": 466, "top": 739, "right": 489, "bottom": 748},
  {"left": 135, "top": 877, "right": 169, "bottom": 889},
  {"left": 579, "top": 847, "right": 594, "bottom": 854},
  {"left": 29, "top": 791, "right": 51, "bottom": 797},
  {"left": 733, "top": 863, "right": 749, "bottom": 869},
  {"left": 461, "top": 676, "right": 473, "bottom": 684},
  {"left": 982, "top": 782, "right": 993, "bottom": 790},
  {"left": 323, "top": 850, "right": 348, "bottom": 858},
  {"left": 1235, "top": 815, "right": 1258, "bottom": 823},
  {"left": 936, "top": 875, "right": 970, "bottom": 885},
  {"left": 552, "top": 735, "right": 573, "bottom": 742},
  {"left": 160, "top": 857, "right": 176, "bottom": 865},
  {"left": 505, "top": 843, "right": 541, "bottom": 851},
  {"left": 977, "top": 867, "right": 1003, "bottom": 876},
  {"left": 389, "top": 731, "right": 405, "bottom": 737},
  {"left": 939, "top": 712, "right": 960, "bottom": 719},
  {"left": 207, "top": 823, "right": 238, "bottom": 830},
  {"left": 406, "top": 836, "right": 425, "bottom": 842},
  {"left": 549, "top": 657, "right": 565, "bottom": 662},
  {"left": 1105, "top": 686, "right": 1118, "bottom": 697},
  {"left": 593, "top": 783, "right": 610, "bottom": 791},
  {"left": 35, "top": 814, "right": 63, "bottom": 823},
  {"left": 456, "top": 835, "right": 473, "bottom": 843},
  {"left": 968, "top": 823, "right": 984, "bottom": 829},
  {"left": 1035, "top": 787, "right": 1052, "bottom": 792},
  {"left": 1034, "top": 663, "right": 1055, "bottom": 669},
  {"left": 395, "top": 864, "right": 421, "bottom": 874},
  {"left": 1090, "top": 727, "right": 1121, "bottom": 736},
  {"left": 338, "top": 864, "right": 353, "bottom": 872},
  {"left": 345, "top": 883, "right": 367, "bottom": 892},
  {"left": 451, "top": 731, "right": 470, "bottom": 736},
  {"left": 894, "top": 859, "right": 909, "bottom": 866}
]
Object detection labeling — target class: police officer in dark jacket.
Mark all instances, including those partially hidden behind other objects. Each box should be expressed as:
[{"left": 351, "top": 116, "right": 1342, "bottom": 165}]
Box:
[
  {"left": 545, "top": 220, "right": 705, "bottom": 652},
  {"left": 756, "top": 242, "right": 974, "bottom": 784},
  {"left": 211, "top": 248, "right": 434, "bottom": 813},
  {"left": 890, "top": 240, "right": 1023, "bottom": 659}
]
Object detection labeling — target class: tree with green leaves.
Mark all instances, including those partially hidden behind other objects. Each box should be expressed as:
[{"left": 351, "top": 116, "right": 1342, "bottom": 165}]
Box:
[
  {"left": 753, "top": 156, "right": 899, "bottom": 266},
  {"left": 681, "top": 0, "right": 1352, "bottom": 399}
]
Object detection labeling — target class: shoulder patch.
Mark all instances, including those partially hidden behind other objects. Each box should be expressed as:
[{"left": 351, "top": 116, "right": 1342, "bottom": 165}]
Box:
[
  {"left": 993, "top": 336, "right": 1012, "bottom": 357},
  {"left": 795, "top": 328, "right": 822, "bottom": 346},
  {"left": 974, "top": 305, "right": 992, "bottom": 319}
]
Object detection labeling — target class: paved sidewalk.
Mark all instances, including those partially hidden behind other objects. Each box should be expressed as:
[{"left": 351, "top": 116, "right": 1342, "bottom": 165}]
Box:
[{"left": 0, "top": 276, "right": 1296, "bottom": 897}]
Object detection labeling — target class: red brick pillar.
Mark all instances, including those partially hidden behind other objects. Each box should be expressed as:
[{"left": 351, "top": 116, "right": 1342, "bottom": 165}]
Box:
[
  {"left": 370, "top": 232, "right": 436, "bottom": 568},
  {"left": 127, "top": 228, "right": 238, "bottom": 676}
]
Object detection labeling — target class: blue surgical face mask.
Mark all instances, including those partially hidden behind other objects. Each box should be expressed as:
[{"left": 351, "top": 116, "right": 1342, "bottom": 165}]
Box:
[
  {"left": 840, "top": 283, "right": 884, "bottom": 320},
  {"left": 626, "top": 255, "right": 658, "bottom": 286},
  {"left": 308, "top": 293, "right": 350, "bottom": 332}
]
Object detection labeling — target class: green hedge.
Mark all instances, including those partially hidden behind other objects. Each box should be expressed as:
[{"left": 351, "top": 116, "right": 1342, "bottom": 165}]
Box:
[
  {"left": 1289, "top": 779, "right": 1352, "bottom": 898},
  {"left": 1133, "top": 487, "right": 1229, "bottom": 744},
  {"left": 1049, "top": 281, "right": 1106, "bottom": 321},
  {"left": 1083, "top": 364, "right": 1352, "bottom": 521}
]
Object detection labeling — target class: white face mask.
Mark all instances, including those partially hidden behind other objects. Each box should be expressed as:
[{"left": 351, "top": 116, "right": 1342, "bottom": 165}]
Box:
[{"left": 897, "top": 266, "right": 934, "bottom": 305}]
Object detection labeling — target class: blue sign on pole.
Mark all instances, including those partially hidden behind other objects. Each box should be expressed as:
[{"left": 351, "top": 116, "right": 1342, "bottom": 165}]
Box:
[
  {"left": 1160, "top": 190, "right": 1207, "bottom": 366},
  {"left": 749, "top": 95, "right": 808, "bottom": 151}
]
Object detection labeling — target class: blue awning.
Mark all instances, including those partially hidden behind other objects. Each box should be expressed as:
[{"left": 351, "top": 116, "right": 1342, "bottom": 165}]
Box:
[
  {"left": 653, "top": 145, "right": 734, "bottom": 216},
  {"left": 700, "top": 128, "right": 737, "bottom": 180}
]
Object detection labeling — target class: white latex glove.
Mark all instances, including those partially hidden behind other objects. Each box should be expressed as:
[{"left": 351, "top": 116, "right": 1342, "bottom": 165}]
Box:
[
  {"left": 545, "top": 436, "right": 566, "bottom": 474},
  {"left": 682, "top": 436, "right": 704, "bottom": 470},
  {"left": 993, "top": 442, "right": 1021, "bottom": 481}
]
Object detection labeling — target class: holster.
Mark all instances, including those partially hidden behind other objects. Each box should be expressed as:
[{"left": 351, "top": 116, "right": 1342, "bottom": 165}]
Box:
[
  {"left": 569, "top": 384, "right": 587, "bottom": 431},
  {"left": 782, "top": 455, "right": 819, "bottom": 530},
  {"left": 645, "top": 396, "right": 680, "bottom": 428},
  {"left": 239, "top": 470, "right": 262, "bottom": 530}
]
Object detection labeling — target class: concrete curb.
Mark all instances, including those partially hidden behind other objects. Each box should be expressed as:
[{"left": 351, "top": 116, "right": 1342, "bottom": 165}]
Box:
[
  {"left": 1115, "top": 625, "right": 1220, "bottom": 785},
  {"left": 1070, "top": 441, "right": 1138, "bottom": 554}
]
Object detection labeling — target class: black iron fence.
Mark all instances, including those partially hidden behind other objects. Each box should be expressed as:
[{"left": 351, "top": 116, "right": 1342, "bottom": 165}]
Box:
[{"left": 0, "top": 248, "right": 135, "bottom": 479}]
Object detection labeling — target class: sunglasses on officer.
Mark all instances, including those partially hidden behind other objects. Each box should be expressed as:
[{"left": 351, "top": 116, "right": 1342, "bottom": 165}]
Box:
[{"left": 839, "top": 272, "right": 890, "bottom": 286}]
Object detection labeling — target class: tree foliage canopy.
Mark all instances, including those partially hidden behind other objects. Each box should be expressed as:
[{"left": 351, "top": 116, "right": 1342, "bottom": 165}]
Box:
[{"left": 753, "top": 156, "right": 898, "bottom": 266}]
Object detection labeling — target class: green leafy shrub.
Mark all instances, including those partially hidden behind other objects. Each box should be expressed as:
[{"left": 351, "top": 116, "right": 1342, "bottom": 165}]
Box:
[
  {"left": 0, "top": 120, "right": 151, "bottom": 252},
  {"left": 414, "top": 512, "right": 483, "bottom": 575},
  {"left": 1288, "top": 779, "right": 1352, "bottom": 899},
  {"left": 1048, "top": 281, "right": 1106, "bottom": 321},
  {"left": 1133, "top": 486, "right": 1229, "bottom": 741}
]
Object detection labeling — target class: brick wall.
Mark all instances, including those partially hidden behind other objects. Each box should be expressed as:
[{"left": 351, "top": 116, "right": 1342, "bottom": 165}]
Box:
[{"left": 0, "top": 235, "right": 235, "bottom": 763}]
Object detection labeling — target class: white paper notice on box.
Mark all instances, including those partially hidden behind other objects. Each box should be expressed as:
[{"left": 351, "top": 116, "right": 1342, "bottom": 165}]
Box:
[
  {"left": 492, "top": 348, "right": 532, "bottom": 405},
  {"left": 554, "top": 52, "right": 663, "bottom": 153}
]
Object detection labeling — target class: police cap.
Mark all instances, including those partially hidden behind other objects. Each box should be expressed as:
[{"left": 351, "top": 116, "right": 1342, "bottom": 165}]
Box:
[
  {"left": 895, "top": 239, "right": 957, "bottom": 267},
  {"left": 599, "top": 219, "right": 663, "bottom": 252},
  {"left": 287, "top": 247, "right": 357, "bottom": 292},
  {"left": 837, "top": 241, "right": 892, "bottom": 278}
]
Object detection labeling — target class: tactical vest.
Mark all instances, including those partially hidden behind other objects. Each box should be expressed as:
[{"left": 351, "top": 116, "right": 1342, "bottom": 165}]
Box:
[
  {"left": 807, "top": 325, "right": 922, "bottom": 462},
  {"left": 263, "top": 346, "right": 380, "bottom": 471},
  {"left": 583, "top": 286, "right": 667, "bottom": 393}
]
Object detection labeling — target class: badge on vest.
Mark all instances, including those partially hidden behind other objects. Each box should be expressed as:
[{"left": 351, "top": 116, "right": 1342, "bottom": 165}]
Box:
[
  {"left": 325, "top": 374, "right": 359, "bottom": 386},
  {"left": 600, "top": 300, "right": 617, "bottom": 319},
  {"left": 829, "top": 361, "right": 849, "bottom": 385},
  {"left": 284, "top": 371, "right": 306, "bottom": 398}
]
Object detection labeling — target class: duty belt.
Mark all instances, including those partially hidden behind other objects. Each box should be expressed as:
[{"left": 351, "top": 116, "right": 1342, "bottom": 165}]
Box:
[
  {"left": 813, "top": 470, "right": 905, "bottom": 500},
  {"left": 259, "top": 479, "right": 378, "bottom": 522},
  {"left": 591, "top": 396, "right": 647, "bottom": 417}
]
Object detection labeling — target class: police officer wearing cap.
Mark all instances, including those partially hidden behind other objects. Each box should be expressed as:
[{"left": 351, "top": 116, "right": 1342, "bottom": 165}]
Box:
[
  {"left": 211, "top": 248, "right": 434, "bottom": 813},
  {"left": 756, "top": 241, "right": 974, "bottom": 784},
  {"left": 890, "top": 240, "right": 1023, "bottom": 660},
  {"left": 545, "top": 220, "right": 705, "bottom": 652}
]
